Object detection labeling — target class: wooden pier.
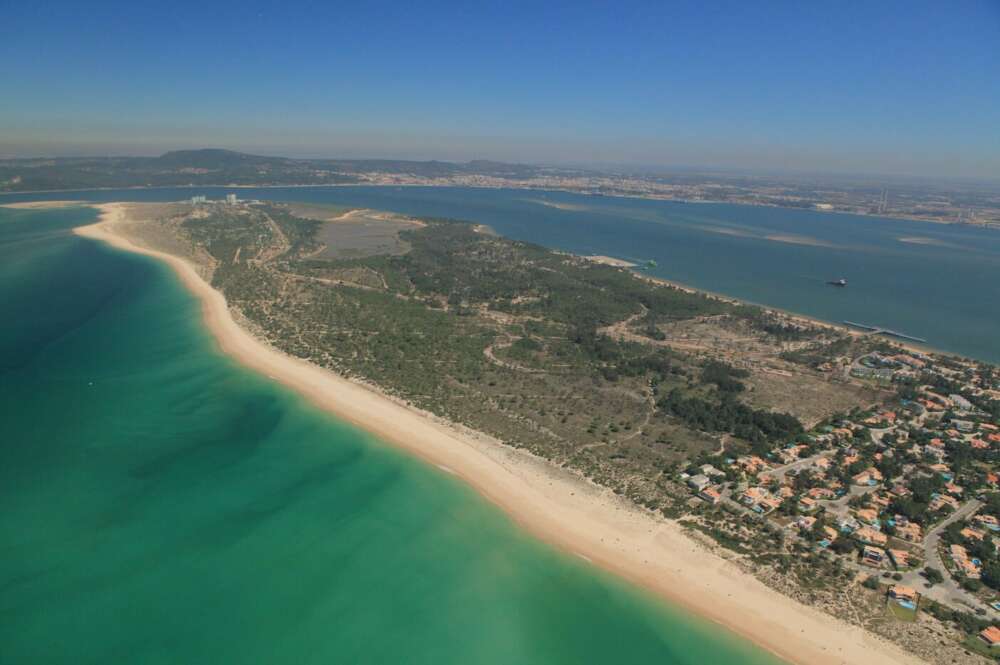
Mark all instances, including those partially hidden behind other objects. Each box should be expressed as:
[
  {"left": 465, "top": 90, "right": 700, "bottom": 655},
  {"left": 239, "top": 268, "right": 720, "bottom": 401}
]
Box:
[{"left": 843, "top": 321, "right": 927, "bottom": 344}]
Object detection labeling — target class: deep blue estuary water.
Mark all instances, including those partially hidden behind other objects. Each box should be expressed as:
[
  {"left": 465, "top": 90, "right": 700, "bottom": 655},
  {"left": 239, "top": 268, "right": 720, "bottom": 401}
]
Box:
[{"left": 5, "top": 185, "right": 997, "bottom": 362}]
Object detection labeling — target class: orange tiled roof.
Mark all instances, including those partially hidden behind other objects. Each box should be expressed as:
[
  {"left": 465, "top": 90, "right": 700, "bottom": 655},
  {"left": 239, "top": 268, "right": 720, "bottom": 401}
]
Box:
[{"left": 980, "top": 626, "right": 1000, "bottom": 645}]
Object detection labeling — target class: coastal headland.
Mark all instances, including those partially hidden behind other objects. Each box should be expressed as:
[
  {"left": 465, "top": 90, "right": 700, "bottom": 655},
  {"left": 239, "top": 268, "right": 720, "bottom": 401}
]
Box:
[{"left": 75, "top": 202, "right": 923, "bottom": 665}]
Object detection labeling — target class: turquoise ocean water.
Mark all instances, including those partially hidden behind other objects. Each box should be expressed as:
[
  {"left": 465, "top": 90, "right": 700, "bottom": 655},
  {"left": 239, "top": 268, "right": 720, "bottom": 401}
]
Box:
[
  {"left": 0, "top": 206, "right": 782, "bottom": 663},
  {"left": 4, "top": 185, "right": 998, "bottom": 362}
]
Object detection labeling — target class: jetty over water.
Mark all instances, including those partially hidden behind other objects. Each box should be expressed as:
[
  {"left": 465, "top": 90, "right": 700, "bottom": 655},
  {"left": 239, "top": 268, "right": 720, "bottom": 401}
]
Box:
[{"left": 843, "top": 321, "right": 927, "bottom": 344}]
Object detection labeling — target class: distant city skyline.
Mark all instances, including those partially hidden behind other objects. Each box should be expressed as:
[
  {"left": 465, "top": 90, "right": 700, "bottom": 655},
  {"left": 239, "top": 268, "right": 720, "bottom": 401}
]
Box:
[{"left": 2, "top": 1, "right": 998, "bottom": 179}]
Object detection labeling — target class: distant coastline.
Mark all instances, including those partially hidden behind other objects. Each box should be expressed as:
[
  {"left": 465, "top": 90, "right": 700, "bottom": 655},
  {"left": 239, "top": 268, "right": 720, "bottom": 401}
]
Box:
[{"left": 2, "top": 181, "right": 995, "bottom": 229}]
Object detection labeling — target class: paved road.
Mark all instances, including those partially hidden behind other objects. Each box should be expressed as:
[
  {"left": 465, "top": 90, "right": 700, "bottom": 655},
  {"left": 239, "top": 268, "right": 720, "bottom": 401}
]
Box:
[
  {"left": 760, "top": 450, "right": 834, "bottom": 482},
  {"left": 898, "top": 499, "right": 995, "bottom": 615},
  {"left": 818, "top": 483, "right": 881, "bottom": 519}
]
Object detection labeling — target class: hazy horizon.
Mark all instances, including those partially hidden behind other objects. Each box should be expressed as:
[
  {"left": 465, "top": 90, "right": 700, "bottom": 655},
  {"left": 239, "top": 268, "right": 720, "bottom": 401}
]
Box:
[
  {"left": 3, "top": 142, "right": 999, "bottom": 185},
  {"left": 2, "top": 1, "right": 998, "bottom": 180}
]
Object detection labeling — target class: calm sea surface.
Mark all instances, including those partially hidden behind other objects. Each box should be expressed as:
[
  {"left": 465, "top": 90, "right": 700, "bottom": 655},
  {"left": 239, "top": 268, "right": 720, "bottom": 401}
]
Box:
[
  {"left": 4, "top": 185, "right": 998, "bottom": 362},
  {"left": 0, "top": 206, "right": 782, "bottom": 663}
]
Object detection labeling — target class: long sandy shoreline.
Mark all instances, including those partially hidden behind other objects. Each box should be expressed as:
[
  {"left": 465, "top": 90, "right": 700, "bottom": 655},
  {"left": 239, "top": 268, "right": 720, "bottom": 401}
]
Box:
[{"left": 75, "top": 203, "right": 924, "bottom": 665}]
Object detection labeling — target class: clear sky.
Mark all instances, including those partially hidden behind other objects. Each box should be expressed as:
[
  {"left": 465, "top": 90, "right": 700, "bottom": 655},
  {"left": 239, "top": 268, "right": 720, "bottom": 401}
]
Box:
[{"left": 1, "top": 1, "right": 998, "bottom": 178}]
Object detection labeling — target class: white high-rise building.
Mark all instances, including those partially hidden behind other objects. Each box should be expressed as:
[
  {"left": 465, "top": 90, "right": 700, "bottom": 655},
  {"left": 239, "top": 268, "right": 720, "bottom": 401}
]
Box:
[{"left": 226, "top": 193, "right": 238, "bottom": 206}]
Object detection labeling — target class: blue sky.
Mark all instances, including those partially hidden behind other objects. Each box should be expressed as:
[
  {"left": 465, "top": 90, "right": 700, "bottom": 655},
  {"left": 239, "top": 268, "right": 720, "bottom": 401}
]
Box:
[{"left": 1, "top": 0, "right": 998, "bottom": 177}]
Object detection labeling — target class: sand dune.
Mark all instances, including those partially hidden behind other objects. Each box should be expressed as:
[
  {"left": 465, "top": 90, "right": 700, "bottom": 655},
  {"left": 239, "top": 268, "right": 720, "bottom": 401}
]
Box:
[
  {"left": 700, "top": 225, "right": 839, "bottom": 248},
  {"left": 898, "top": 236, "right": 961, "bottom": 249},
  {"left": 527, "top": 198, "right": 593, "bottom": 212},
  {"left": 76, "top": 202, "right": 923, "bottom": 665},
  {"left": 764, "top": 233, "right": 838, "bottom": 248}
]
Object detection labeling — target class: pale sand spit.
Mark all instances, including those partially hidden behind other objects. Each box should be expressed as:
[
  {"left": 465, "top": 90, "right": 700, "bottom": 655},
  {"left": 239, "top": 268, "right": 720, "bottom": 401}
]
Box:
[{"left": 76, "top": 203, "right": 924, "bottom": 665}]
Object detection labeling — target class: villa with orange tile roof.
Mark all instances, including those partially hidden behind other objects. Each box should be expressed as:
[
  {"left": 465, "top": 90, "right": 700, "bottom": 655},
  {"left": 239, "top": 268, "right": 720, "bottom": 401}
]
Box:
[
  {"left": 888, "top": 585, "right": 917, "bottom": 603},
  {"left": 865, "top": 411, "right": 897, "bottom": 427},
  {"left": 895, "top": 522, "right": 922, "bottom": 543},
  {"left": 975, "top": 514, "right": 1000, "bottom": 530},
  {"left": 888, "top": 549, "right": 912, "bottom": 569},
  {"left": 741, "top": 486, "right": 781, "bottom": 513},
  {"left": 798, "top": 496, "right": 818, "bottom": 513},
  {"left": 979, "top": 626, "right": 1000, "bottom": 648},
  {"left": 852, "top": 467, "right": 883, "bottom": 486},
  {"left": 699, "top": 487, "right": 721, "bottom": 505},
  {"left": 855, "top": 507, "right": 879, "bottom": 524},
  {"left": 870, "top": 493, "right": 891, "bottom": 508},
  {"left": 807, "top": 487, "right": 835, "bottom": 500},
  {"left": 930, "top": 494, "right": 960, "bottom": 512},
  {"left": 950, "top": 544, "right": 981, "bottom": 579},
  {"left": 831, "top": 427, "right": 854, "bottom": 440},
  {"left": 777, "top": 444, "right": 808, "bottom": 464},
  {"left": 736, "top": 455, "right": 770, "bottom": 474},
  {"left": 854, "top": 526, "right": 888, "bottom": 547}
]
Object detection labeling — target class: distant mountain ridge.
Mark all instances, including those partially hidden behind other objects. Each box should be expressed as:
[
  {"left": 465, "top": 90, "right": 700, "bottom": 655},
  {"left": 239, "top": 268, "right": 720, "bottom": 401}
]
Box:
[{"left": 0, "top": 148, "right": 553, "bottom": 192}]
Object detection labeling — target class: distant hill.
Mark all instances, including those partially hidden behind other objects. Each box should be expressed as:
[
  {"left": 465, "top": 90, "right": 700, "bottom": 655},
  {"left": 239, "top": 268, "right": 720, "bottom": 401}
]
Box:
[
  {"left": 154, "top": 148, "right": 291, "bottom": 169},
  {"left": 0, "top": 148, "right": 551, "bottom": 192}
]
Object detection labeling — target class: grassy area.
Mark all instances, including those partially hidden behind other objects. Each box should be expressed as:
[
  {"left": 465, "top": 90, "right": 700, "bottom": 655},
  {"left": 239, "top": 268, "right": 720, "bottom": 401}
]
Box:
[
  {"left": 152, "top": 202, "right": 872, "bottom": 511},
  {"left": 887, "top": 599, "right": 918, "bottom": 622},
  {"left": 962, "top": 635, "right": 1000, "bottom": 661}
]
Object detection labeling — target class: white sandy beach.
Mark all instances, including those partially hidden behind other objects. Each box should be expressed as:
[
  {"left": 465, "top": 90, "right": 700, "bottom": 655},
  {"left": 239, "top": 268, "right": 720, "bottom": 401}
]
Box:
[
  {"left": 76, "top": 203, "right": 925, "bottom": 665},
  {"left": 0, "top": 200, "right": 86, "bottom": 209}
]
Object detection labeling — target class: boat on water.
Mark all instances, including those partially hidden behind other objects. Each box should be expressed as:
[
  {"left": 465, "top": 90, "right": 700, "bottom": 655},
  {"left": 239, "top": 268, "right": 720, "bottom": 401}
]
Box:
[{"left": 827, "top": 278, "right": 847, "bottom": 287}]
